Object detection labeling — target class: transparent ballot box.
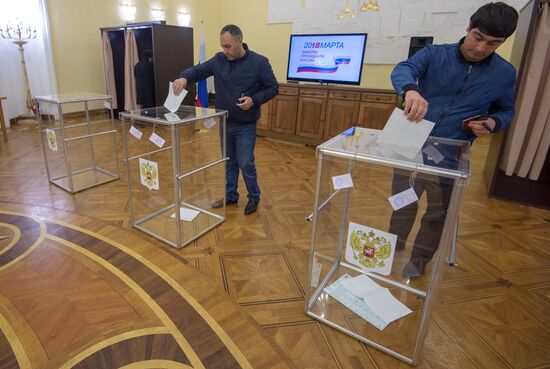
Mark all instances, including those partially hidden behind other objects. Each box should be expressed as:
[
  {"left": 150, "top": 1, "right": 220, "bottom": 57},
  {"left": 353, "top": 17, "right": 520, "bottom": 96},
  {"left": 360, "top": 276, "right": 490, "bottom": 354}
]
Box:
[
  {"left": 119, "top": 106, "right": 227, "bottom": 249},
  {"left": 35, "top": 93, "right": 120, "bottom": 193},
  {"left": 306, "top": 128, "right": 470, "bottom": 365}
]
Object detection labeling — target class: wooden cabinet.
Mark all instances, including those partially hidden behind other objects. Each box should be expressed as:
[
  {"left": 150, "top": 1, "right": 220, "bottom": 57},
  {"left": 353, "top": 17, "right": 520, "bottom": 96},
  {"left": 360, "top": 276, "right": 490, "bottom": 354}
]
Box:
[{"left": 258, "top": 83, "right": 396, "bottom": 145}]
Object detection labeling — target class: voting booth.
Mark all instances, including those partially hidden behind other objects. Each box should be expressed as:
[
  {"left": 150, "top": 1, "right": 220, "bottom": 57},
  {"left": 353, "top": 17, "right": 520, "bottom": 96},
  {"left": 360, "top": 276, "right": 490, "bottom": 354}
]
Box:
[
  {"left": 35, "top": 93, "right": 120, "bottom": 193},
  {"left": 305, "top": 126, "right": 470, "bottom": 365},
  {"left": 119, "top": 106, "right": 227, "bottom": 249}
]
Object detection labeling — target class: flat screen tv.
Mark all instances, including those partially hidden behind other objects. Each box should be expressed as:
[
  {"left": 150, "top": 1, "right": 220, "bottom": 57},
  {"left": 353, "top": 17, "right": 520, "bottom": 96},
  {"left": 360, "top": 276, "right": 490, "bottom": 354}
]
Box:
[{"left": 286, "top": 33, "right": 367, "bottom": 85}]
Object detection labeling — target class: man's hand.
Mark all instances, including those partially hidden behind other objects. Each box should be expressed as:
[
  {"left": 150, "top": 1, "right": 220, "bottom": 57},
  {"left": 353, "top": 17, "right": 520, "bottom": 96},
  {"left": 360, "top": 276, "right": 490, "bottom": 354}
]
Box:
[
  {"left": 236, "top": 96, "right": 254, "bottom": 110},
  {"left": 469, "top": 117, "right": 496, "bottom": 136},
  {"left": 173, "top": 78, "right": 188, "bottom": 96},
  {"left": 403, "top": 90, "right": 428, "bottom": 122}
]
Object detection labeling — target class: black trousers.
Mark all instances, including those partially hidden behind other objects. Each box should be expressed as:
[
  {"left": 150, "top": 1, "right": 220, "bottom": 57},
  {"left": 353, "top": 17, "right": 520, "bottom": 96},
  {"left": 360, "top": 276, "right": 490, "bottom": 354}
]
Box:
[{"left": 388, "top": 170, "right": 453, "bottom": 263}]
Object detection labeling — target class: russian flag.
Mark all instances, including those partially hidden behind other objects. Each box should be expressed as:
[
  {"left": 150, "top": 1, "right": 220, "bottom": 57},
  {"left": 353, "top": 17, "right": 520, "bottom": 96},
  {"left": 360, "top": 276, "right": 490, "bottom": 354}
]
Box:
[{"left": 196, "top": 22, "right": 208, "bottom": 108}]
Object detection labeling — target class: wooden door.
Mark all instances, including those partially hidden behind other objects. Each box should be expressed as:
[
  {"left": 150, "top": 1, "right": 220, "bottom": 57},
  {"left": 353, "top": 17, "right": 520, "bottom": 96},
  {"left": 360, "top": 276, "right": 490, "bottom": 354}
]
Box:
[
  {"left": 257, "top": 100, "right": 272, "bottom": 131},
  {"left": 296, "top": 97, "right": 326, "bottom": 140},
  {"left": 324, "top": 99, "right": 360, "bottom": 139},
  {"left": 357, "top": 101, "right": 395, "bottom": 130},
  {"left": 271, "top": 96, "right": 298, "bottom": 134}
]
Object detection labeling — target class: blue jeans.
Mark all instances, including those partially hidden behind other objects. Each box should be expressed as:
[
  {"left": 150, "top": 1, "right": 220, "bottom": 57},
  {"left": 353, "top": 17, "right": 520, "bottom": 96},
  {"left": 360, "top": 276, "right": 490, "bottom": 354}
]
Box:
[{"left": 225, "top": 122, "right": 260, "bottom": 202}]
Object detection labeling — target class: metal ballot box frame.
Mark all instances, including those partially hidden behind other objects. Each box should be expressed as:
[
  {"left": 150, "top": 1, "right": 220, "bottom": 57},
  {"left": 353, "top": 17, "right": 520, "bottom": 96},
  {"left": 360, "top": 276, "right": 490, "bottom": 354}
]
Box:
[
  {"left": 306, "top": 128, "right": 470, "bottom": 365},
  {"left": 35, "top": 93, "right": 120, "bottom": 193},
  {"left": 119, "top": 106, "right": 228, "bottom": 249}
]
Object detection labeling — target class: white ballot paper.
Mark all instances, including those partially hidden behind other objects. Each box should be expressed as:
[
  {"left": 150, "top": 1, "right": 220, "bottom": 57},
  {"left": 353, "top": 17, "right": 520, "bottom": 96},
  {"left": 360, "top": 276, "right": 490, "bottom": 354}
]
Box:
[
  {"left": 342, "top": 274, "right": 412, "bottom": 328},
  {"left": 377, "top": 108, "right": 435, "bottom": 159},
  {"left": 164, "top": 81, "right": 188, "bottom": 113},
  {"left": 170, "top": 207, "right": 200, "bottom": 221}
]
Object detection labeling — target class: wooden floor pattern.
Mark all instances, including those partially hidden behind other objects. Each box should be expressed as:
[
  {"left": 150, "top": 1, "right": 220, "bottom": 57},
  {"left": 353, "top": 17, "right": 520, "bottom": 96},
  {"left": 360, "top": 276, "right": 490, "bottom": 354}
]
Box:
[{"left": 0, "top": 122, "right": 550, "bottom": 369}]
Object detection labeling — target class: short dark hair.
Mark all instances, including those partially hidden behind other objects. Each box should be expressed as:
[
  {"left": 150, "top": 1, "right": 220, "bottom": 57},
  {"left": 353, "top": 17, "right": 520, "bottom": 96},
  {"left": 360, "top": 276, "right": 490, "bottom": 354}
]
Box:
[
  {"left": 470, "top": 2, "right": 519, "bottom": 38},
  {"left": 220, "top": 24, "right": 243, "bottom": 39},
  {"left": 141, "top": 49, "right": 153, "bottom": 60}
]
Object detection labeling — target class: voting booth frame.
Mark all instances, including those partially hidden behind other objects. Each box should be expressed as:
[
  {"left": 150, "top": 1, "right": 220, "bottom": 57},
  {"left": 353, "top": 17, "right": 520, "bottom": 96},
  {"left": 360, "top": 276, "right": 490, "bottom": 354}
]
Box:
[
  {"left": 35, "top": 93, "right": 120, "bottom": 193},
  {"left": 305, "top": 127, "right": 470, "bottom": 365},
  {"left": 119, "top": 106, "right": 228, "bottom": 249}
]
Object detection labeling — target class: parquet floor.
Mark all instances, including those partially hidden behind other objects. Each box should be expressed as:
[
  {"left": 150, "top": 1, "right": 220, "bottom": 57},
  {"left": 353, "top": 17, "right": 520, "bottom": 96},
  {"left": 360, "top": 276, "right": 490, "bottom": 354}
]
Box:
[{"left": 0, "top": 121, "right": 549, "bottom": 369}]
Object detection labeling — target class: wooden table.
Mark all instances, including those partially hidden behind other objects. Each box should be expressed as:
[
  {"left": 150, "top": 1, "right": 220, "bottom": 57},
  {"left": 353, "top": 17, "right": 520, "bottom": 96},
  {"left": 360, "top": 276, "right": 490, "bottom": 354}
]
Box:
[{"left": 0, "top": 96, "right": 7, "bottom": 142}]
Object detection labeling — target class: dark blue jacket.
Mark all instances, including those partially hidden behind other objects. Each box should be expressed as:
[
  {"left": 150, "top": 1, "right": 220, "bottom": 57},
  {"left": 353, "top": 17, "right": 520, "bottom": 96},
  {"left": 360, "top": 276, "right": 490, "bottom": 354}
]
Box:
[
  {"left": 180, "top": 44, "right": 279, "bottom": 124},
  {"left": 391, "top": 39, "right": 516, "bottom": 141}
]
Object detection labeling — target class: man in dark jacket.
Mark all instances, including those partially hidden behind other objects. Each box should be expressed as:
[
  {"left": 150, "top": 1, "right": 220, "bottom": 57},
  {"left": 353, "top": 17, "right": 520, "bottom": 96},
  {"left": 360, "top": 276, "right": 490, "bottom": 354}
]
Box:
[
  {"left": 173, "top": 24, "right": 278, "bottom": 215},
  {"left": 389, "top": 2, "right": 518, "bottom": 278},
  {"left": 134, "top": 49, "right": 155, "bottom": 108}
]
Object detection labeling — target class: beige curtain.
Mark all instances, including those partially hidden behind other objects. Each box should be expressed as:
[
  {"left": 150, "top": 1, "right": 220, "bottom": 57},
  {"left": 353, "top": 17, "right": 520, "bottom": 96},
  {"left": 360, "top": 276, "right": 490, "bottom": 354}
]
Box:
[
  {"left": 101, "top": 31, "right": 117, "bottom": 109},
  {"left": 501, "top": 2, "right": 550, "bottom": 180},
  {"left": 124, "top": 29, "right": 139, "bottom": 111}
]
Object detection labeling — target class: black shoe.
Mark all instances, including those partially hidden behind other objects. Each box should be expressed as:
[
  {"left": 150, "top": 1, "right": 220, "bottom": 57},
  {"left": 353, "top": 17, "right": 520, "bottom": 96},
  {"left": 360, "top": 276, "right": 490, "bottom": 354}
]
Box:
[
  {"left": 211, "top": 198, "right": 238, "bottom": 209},
  {"left": 244, "top": 199, "right": 259, "bottom": 215},
  {"left": 403, "top": 260, "right": 427, "bottom": 279}
]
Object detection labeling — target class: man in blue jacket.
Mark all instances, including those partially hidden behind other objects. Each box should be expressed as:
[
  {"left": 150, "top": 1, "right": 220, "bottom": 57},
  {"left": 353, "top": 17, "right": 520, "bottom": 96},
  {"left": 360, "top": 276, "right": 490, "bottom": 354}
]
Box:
[
  {"left": 389, "top": 2, "right": 518, "bottom": 278},
  {"left": 173, "top": 24, "right": 279, "bottom": 215}
]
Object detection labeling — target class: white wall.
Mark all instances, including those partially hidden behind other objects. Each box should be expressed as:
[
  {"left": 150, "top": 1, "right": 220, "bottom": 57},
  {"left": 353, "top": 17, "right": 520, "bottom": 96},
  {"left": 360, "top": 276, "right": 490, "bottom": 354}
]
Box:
[{"left": 0, "top": 0, "right": 57, "bottom": 124}]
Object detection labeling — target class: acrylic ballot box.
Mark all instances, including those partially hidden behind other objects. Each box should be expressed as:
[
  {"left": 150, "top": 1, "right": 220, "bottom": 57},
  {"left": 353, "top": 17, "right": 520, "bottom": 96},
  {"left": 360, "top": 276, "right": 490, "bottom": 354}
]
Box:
[
  {"left": 306, "top": 127, "right": 470, "bottom": 365},
  {"left": 119, "top": 106, "right": 227, "bottom": 249},
  {"left": 35, "top": 93, "right": 120, "bottom": 193}
]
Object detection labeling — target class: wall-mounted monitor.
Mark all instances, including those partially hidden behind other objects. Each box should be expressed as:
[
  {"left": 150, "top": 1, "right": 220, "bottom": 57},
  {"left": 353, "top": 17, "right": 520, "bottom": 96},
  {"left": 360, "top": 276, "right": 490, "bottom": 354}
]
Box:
[{"left": 286, "top": 33, "right": 367, "bottom": 85}]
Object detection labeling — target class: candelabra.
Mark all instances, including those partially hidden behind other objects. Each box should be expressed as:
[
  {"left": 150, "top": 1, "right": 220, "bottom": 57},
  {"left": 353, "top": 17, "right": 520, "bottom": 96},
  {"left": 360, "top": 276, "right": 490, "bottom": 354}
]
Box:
[
  {"left": 338, "top": 0, "right": 380, "bottom": 19},
  {"left": 1, "top": 20, "right": 37, "bottom": 116}
]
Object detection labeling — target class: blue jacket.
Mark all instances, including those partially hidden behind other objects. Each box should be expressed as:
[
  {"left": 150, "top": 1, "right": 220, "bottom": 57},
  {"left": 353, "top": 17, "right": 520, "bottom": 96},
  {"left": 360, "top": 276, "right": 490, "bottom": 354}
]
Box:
[
  {"left": 391, "top": 39, "right": 516, "bottom": 141},
  {"left": 180, "top": 44, "right": 279, "bottom": 124}
]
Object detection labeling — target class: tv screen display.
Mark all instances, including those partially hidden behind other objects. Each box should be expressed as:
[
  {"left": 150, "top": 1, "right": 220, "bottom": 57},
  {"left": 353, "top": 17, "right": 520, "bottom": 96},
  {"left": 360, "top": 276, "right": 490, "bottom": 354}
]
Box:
[{"left": 286, "top": 33, "right": 367, "bottom": 85}]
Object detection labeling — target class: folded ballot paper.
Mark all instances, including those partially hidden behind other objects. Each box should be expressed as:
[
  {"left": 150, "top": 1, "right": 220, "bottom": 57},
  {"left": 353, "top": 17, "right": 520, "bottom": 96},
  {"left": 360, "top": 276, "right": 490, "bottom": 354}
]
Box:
[
  {"left": 164, "top": 81, "right": 188, "bottom": 113},
  {"left": 325, "top": 274, "right": 412, "bottom": 330},
  {"left": 377, "top": 107, "right": 435, "bottom": 159}
]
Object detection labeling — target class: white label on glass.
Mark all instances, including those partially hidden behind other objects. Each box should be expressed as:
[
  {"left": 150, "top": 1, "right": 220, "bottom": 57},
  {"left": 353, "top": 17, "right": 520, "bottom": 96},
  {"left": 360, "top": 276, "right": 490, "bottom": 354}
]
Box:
[
  {"left": 164, "top": 112, "right": 180, "bottom": 122},
  {"left": 388, "top": 188, "right": 418, "bottom": 211},
  {"left": 332, "top": 173, "right": 354, "bottom": 190},
  {"left": 423, "top": 143, "right": 445, "bottom": 164},
  {"left": 139, "top": 158, "right": 159, "bottom": 191},
  {"left": 46, "top": 129, "right": 58, "bottom": 152},
  {"left": 204, "top": 118, "right": 216, "bottom": 129},
  {"left": 129, "top": 125, "right": 143, "bottom": 140},
  {"left": 149, "top": 132, "right": 165, "bottom": 148},
  {"left": 311, "top": 261, "right": 323, "bottom": 288}
]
